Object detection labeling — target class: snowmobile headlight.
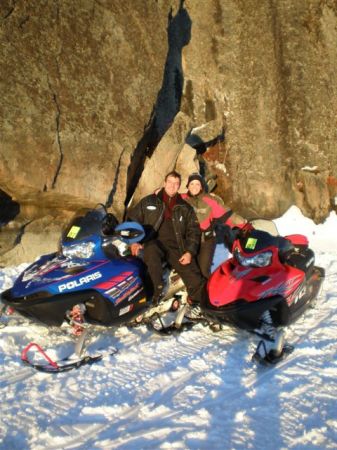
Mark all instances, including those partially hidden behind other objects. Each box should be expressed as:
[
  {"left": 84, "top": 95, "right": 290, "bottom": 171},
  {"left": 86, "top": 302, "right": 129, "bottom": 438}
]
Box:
[
  {"left": 234, "top": 248, "right": 272, "bottom": 267},
  {"left": 62, "top": 241, "right": 95, "bottom": 259}
]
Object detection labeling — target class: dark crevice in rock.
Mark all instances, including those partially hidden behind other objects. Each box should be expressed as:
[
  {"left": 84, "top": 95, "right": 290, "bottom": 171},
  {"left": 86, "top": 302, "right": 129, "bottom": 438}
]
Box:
[
  {"left": 205, "top": 100, "right": 217, "bottom": 122},
  {"left": 214, "top": 0, "right": 224, "bottom": 28},
  {"left": 0, "top": 189, "right": 20, "bottom": 227},
  {"left": 55, "top": 0, "right": 60, "bottom": 22},
  {"left": 269, "top": 1, "right": 289, "bottom": 160},
  {"left": 3, "top": 7, "right": 15, "bottom": 19},
  {"left": 124, "top": 110, "right": 155, "bottom": 208},
  {"left": 48, "top": 78, "right": 64, "bottom": 190},
  {"left": 106, "top": 148, "right": 127, "bottom": 209},
  {"left": 52, "top": 93, "right": 64, "bottom": 189},
  {"left": 124, "top": 0, "right": 192, "bottom": 209},
  {"left": 14, "top": 220, "right": 33, "bottom": 245},
  {"left": 2, "top": 1, "right": 17, "bottom": 20},
  {"left": 181, "top": 79, "right": 195, "bottom": 119}
]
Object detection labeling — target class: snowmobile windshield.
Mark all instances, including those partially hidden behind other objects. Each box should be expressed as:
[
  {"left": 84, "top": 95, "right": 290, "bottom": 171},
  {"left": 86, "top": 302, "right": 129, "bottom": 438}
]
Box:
[
  {"left": 62, "top": 206, "right": 107, "bottom": 243},
  {"left": 239, "top": 229, "right": 279, "bottom": 254},
  {"left": 249, "top": 219, "right": 279, "bottom": 236}
]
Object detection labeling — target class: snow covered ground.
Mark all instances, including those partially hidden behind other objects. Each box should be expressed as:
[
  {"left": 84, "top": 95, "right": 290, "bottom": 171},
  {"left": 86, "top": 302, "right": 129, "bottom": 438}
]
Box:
[{"left": 0, "top": 206, "right": 337, "bottom": 449}]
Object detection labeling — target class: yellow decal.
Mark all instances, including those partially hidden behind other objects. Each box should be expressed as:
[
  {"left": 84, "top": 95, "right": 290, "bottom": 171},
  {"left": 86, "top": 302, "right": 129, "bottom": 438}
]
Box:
[
  {"left": 67, "top": 225, "right": 81, "bottom": 239},
  {"left": 138, "top": 298, "right": 146, "bottom": 304},
  {"left": 245, "top": 237, "right": 257, "bottom": 250}
]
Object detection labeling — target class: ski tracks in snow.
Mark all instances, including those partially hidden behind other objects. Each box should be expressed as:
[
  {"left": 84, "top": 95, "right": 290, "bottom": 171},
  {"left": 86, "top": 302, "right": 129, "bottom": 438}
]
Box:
[
  {"left": 1, "top": 301, "right": 336, "bottom": 450},
  {"left": 32, "top": 326, "right": 242, "bottom": 449},
  {"left": 0, "top": 316, "right": 245, "bottom": 449}
]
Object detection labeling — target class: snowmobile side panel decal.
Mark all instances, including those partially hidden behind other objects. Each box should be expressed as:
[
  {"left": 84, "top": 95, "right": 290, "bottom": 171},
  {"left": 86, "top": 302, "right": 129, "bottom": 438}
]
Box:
[
  {"left": 15, "top": 259, "right": 111, "bottom": 296},
  {"left": 231, "top": 267, "right": 252, "bottom": 280},
  {"left": 119, "top": 305, "right": 133, "bottom": 316},
  {"left": 95, "top": 271, "right": 134, "bottom": 290},
  {"left": 286, "top": 283, "right": 306, "bottom": 306},
  {"left": 22, "top": 255, "right": 66, "bottom": 282},
  {"left": 109, "top": 282, "right": 142, "bottom": 306},
  {"left": 259, "top": 274, "right": 303, "bottom": 299},
  {"left": 58, "top": 271, "right": 103, "bottom": 292},
  {"left": 83, "top": 271, "right": 144, "bottom": 305}
]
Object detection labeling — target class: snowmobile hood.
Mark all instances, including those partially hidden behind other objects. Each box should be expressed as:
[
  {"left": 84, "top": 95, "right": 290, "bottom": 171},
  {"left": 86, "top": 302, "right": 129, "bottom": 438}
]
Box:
[
  {"left": 207, "top": 257, "right": 305, "bottom": 307},
  {"left": 11, "top": 252, "right": 142, "bottom": 298}
]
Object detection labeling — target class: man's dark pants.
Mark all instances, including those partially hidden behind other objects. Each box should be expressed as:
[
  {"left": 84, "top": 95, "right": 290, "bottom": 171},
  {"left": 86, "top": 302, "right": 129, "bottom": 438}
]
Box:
[{"left": 143, "top": 239, "right": 206, "bottom": 304}]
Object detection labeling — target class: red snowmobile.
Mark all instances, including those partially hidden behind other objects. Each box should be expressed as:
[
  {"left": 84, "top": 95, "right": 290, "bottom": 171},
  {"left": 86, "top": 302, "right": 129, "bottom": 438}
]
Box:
[{"left": 201, "top": 219, "right": 325, "bottom": 364}]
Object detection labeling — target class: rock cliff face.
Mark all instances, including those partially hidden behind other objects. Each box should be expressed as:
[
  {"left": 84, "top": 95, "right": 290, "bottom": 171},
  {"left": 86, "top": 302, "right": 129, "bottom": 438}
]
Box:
[
  {"left": 182, "top": 0, "right": 337, "bottom": 221},
  {"left": 1, "top": 0, "right": 337, "bottom": 264}
]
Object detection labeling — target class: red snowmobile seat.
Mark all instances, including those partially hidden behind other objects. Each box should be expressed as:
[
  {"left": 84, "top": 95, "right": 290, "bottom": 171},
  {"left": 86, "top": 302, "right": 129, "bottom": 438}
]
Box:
[{"left": 284, "top": 234, "right": 309, "bottom": 248}]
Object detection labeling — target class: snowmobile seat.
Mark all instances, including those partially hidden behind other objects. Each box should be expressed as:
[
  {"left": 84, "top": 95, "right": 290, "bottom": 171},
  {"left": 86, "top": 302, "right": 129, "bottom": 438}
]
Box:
[
  {"left": 284, "top": 234, "right": 309, "bottom": 248},
  {"left": 284, "top": 247, "right": 315, "bottom": 274},
  {"left": 277, "top": 236, "right": 295, "bottom": 263}
]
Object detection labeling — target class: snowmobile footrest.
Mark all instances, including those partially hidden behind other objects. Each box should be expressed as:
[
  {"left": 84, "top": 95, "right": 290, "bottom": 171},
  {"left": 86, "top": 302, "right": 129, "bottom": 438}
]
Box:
[
  {"left": 149, "top": 320, "right": 197, "bottom": 335},
  {"left": 148, "top": 313, "right": 197, "bottom": 335}
]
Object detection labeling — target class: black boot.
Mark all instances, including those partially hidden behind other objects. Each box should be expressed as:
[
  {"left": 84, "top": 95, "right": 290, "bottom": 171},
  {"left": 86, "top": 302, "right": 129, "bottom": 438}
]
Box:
[{"left": 152, "top": 285, "right": 164, "bottom": 306}]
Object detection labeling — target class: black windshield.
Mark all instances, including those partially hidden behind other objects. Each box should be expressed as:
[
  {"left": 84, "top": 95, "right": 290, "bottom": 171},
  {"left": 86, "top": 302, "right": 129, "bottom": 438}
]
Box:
[
  {"left": 240, "top": 229, "right": 279, "bottom": 253},
  {"left": 240, "top": 228, "right": 293, "bottom": 255},
  {"left": 62, "top": 207, "right": 106, "bottom": 243}
]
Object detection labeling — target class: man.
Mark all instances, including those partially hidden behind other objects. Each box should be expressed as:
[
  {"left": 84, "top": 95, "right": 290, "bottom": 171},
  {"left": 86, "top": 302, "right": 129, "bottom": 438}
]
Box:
[{"left": 127, "top": 171, "right": 205, "bottom": 307}]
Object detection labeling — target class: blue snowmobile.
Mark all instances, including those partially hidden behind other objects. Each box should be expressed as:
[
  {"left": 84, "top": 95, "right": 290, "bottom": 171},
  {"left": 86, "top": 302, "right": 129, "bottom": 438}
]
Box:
[{"left": 1, "top": 205, "right": 183, "bottom": 330}]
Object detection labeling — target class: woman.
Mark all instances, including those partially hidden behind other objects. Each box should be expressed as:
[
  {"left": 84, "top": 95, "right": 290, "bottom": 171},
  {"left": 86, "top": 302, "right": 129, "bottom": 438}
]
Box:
[{"left": 182, "top": 173, "right": 246, "bottom": 278}]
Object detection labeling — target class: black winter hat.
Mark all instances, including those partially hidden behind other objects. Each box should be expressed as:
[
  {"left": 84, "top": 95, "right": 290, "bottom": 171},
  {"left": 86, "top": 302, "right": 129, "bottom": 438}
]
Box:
[{"left": 186, "top": 173, "right": 205, "bottom": 188}]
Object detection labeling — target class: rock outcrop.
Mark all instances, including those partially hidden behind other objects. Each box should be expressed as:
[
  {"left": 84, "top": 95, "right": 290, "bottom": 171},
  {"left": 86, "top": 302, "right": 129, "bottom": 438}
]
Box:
[{"left": 1, "top": 0, "right": 337, "bottom": 264}]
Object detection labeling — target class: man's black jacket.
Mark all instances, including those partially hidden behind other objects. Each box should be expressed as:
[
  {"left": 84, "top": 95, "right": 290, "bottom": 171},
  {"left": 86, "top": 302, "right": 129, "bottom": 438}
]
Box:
[{"left": 127, "top": 189, "right": 201, "bottom": 256}]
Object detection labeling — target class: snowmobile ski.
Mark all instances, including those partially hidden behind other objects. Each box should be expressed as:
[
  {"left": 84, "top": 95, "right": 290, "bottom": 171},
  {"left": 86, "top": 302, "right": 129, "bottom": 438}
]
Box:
[
  {"left": 252, "top": 330, "right": 294, "bottom": 366},
  {"left": 21, "top": 342, "right": 118, "bottom": 373}
]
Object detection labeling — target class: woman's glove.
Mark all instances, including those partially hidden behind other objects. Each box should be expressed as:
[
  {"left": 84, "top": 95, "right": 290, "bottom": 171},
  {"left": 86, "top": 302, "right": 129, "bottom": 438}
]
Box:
[{"left": 214, "top": 223, "right": 240, "bottom": 249}]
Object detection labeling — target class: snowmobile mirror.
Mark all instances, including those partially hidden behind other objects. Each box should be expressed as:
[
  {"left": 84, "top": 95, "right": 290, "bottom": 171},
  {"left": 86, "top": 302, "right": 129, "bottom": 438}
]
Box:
[
  {"left": 114, "top": 222, "right": 145, "bottom": 244},
  {"left": 101, "top": 213, "right": 118, "bottom": 235}
]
